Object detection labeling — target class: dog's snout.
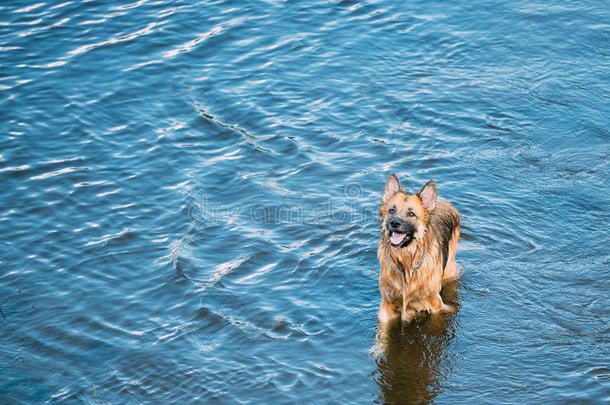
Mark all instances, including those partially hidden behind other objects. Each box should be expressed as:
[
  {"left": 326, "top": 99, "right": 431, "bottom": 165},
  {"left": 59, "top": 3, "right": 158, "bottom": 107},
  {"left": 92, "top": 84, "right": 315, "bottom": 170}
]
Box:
[
  {"left": 386, "top": 217, "right": 416, "bottom": 236},
  {"left": 389, "top": 218, "right": 402, "bottom": 229}
]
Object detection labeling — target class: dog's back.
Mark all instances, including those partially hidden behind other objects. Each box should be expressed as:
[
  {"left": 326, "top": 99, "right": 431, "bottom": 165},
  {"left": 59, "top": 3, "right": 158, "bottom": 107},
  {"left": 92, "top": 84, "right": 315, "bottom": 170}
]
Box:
[{"left": 428, "top": 198, "right": 460, "bottom": 282}]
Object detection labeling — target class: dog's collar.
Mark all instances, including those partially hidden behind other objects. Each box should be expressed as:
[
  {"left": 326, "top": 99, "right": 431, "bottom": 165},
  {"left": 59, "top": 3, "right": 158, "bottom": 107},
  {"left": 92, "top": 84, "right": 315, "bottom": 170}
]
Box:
[{"left": 386, "top": 250, "right": 426, "bottom": 277}]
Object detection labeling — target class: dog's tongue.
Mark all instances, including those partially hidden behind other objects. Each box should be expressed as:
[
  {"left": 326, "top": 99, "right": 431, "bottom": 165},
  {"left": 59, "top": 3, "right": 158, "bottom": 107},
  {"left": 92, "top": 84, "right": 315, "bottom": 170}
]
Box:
[{"left": 390, "top": 232, "right": 406, "bottom": 245}]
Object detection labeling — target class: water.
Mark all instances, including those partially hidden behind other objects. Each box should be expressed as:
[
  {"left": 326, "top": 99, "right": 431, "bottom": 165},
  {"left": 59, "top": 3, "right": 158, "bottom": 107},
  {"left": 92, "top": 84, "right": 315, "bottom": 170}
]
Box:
[{"left": 1, "top": 0, "right": 609, "bottom": 403}]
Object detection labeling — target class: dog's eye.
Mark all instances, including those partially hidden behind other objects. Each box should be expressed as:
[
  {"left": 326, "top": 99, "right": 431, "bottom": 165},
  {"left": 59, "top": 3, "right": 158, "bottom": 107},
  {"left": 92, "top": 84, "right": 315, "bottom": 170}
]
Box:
[
  {"left": 408, "top": 211, "right": 416, "bottom": 217},
  {"left": 388, "top": 207, "right": 396, "bottom": 215}
]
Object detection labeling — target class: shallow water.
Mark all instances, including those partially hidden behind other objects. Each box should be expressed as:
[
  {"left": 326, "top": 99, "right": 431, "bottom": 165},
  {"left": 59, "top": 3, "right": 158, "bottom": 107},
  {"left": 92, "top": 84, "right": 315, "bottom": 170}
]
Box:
[{"left": 1, "top": 0, "right": 609, "bottom": 403}]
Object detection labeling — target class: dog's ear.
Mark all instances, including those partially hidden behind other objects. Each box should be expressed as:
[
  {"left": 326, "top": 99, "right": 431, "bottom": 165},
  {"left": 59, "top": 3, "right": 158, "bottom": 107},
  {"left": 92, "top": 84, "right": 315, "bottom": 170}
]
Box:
[
  {"left": 382, "top": 173, "right": 403, "bottom": 204},
  {"left": 417, "top": 180, "right": 437, "bottom": 211}
]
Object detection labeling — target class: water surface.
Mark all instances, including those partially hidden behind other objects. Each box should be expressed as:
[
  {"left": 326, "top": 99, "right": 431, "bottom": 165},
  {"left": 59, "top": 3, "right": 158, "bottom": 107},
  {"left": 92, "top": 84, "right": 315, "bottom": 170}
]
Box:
[{"left": 1, "top": 0, "right": 609, "bottom": 403}]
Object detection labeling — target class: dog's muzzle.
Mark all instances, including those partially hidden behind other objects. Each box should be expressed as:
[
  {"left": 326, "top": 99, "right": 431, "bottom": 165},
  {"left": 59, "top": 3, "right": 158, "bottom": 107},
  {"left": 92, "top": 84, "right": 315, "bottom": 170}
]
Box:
[{"left": 387, "top": 217, "right": 415, "bottom": 247}]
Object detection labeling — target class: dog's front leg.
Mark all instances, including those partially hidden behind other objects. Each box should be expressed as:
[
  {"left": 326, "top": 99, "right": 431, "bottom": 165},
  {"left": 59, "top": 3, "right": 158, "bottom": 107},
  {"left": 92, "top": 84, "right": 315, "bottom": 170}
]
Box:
[
  {"left": 429, "top": 294, "right": 456, "bottom": 314},
  {"left": 378, "top": 300, "right": 399, "bottom": 323},
  {"left": 401, "top": 306, "right": 415, "bottom": 322}
]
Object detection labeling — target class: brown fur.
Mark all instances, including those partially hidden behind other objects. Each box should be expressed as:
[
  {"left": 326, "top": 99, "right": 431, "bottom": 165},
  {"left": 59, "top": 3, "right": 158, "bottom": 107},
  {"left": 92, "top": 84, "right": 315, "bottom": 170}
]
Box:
[{"left": 377, "top": 174, "right": 461, "bottom": 323}]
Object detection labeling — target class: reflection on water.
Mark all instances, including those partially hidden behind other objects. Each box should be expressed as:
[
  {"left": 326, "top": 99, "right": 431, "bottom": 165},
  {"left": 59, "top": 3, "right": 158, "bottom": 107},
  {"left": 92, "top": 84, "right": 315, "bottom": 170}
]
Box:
[{"left": 372, "top": 282, "right": 459, "bottom": 403}]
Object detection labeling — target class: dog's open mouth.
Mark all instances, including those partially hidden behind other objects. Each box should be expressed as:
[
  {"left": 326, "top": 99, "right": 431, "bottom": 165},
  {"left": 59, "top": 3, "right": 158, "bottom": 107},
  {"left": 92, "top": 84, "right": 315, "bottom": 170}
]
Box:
[{"left": 390, "top": 232, "right": 412, "bottom": 247}]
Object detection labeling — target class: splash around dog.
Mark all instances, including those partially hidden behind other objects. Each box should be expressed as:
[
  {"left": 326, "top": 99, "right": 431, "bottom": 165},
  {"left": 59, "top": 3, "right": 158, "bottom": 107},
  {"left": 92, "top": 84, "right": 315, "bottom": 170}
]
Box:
[{"left": 377, "top": 174, "right": 461, "bottom": 323}]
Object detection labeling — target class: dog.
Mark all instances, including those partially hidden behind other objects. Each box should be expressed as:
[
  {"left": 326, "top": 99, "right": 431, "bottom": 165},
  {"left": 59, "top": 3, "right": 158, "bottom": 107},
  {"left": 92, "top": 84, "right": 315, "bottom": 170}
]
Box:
[{"left": 377, "top": 173, "right": 460, "bottom": 323}]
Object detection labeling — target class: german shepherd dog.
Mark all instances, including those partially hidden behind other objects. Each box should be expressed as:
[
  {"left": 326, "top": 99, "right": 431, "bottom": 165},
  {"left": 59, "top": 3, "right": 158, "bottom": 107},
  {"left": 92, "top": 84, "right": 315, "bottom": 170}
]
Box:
[{"left": 377, "top": 174, "right": 460, "bottom": 323}]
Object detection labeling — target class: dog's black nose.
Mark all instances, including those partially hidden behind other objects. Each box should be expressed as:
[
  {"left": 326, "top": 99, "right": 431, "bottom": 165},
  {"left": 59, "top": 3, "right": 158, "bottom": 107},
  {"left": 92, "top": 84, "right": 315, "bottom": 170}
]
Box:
[{"left": 389, "top": 218, "right": 401, "bottom": 229}]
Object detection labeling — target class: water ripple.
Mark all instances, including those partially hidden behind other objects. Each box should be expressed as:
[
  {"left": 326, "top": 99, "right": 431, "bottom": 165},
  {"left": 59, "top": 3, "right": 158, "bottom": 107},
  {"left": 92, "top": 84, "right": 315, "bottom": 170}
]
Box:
[{"left": 1, "top": 0, "right": 608, "bottom": 403}]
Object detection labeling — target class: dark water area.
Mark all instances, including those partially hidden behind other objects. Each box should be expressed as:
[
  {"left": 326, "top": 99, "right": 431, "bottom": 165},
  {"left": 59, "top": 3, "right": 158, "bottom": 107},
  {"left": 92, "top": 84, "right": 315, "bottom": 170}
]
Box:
[{"left": 1, "top": 0, "right": 609, "bottom": 403}]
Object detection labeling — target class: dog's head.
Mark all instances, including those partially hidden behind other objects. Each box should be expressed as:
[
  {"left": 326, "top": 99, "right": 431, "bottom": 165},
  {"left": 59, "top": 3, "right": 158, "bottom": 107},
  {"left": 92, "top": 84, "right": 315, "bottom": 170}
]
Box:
[{"left": 380, "top": 174, "right": 437, "bottom": 248}]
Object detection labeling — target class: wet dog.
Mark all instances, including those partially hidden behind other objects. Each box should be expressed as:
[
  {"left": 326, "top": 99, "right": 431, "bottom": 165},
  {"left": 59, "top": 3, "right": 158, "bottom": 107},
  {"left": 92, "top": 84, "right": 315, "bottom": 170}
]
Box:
[{"left": 377, "top": 174, "right": 460, "bottom": 323}]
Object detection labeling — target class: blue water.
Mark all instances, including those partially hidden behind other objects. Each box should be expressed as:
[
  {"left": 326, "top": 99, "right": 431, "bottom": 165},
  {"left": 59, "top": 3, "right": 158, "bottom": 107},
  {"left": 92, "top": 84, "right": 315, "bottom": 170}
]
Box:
[{"left": 1, "top": 0, "right": 609, "bottom": 403}]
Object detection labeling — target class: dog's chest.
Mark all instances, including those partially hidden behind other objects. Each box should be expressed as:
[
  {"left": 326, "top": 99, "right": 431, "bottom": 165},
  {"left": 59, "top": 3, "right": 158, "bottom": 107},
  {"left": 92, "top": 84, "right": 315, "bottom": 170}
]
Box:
[{"left": 381, "top": 270, "right": 432, "bottom": 307}]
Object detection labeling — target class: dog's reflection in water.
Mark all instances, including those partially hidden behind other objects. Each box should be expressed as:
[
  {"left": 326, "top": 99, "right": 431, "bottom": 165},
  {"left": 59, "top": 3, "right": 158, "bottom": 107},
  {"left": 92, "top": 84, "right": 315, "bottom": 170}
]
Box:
[{"left": 371, "top": 281, "right": 459, "bottom": 404}]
